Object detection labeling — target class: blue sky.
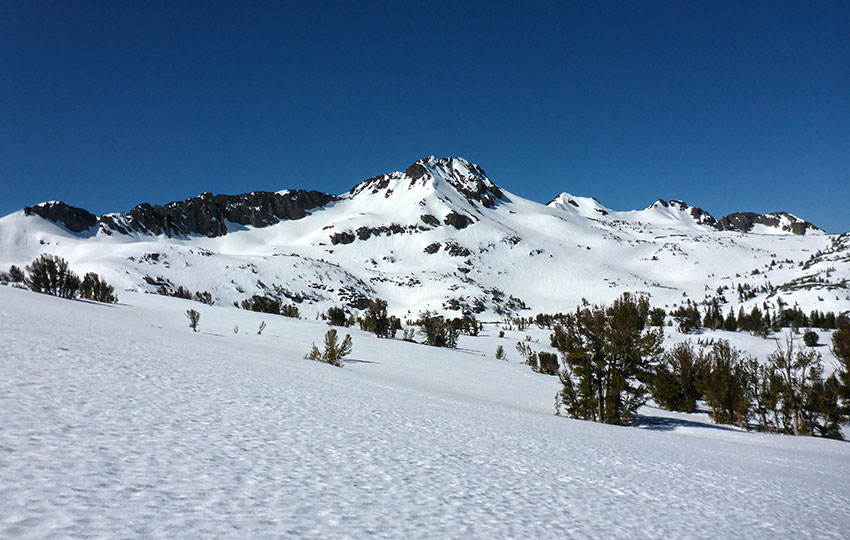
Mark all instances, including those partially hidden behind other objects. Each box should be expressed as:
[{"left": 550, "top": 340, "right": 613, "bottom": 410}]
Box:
[{"left": 2, "top": 1, "right": 848, "bottom": 231}]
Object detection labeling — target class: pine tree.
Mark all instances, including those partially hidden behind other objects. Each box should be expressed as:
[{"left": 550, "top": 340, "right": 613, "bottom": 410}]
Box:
[
  {"left": 326, "top": 305, "right": 348, "bottom": 327},
  {"left": 416, "top": 311, "right": 458, "bottom": 348},
  {"left": 803, "top": 330, "right": 819, "bottom": 347},
  {"left": 699, "top": 340, "right": 754, "bottom": 428},
  {"left": 768, "top": 335, "right": 821, "bottom": 436},
  {"left": 25, "top": 254, "right": 80, "bottom": 298},
  {"left": 305, "top": 329, "right": 352, "bottom": 367},
  {"left": 723, "top": 309, "right": 738, "bottom": 332},
  {"left": 362, "top": 298, "right": 391, "bottom": 338},
  {"left": 752, "top": 362, "right": 782, "bottom": 433},
  {"left": 537, "top": 352, "right": 559, "bottom": 375},
  {"left": 79, "top": 272, "right": 117, "bottom": 303},
  {"left": 553, "top": 293, "right": 663, "bottom": 424},
  {"left": 185, "top": 309, "right": 201, "bottom": 332},
  {"left": 832, "top": 327, "right": 850, "bottom": 423},
  {"left": 6, "top": 265, "right": 24, "bottom": 283},
  {"left": 649, "top": 341, "right": 704, "bottom": 413}
]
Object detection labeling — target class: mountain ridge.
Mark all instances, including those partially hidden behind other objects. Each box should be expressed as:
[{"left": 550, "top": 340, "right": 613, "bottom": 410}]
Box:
[
  {"left": 17, "top": 156, "right": 824, "bottom": 238},
  {"left": 2, "top": 156, "right": 846, "bottom": 320}
]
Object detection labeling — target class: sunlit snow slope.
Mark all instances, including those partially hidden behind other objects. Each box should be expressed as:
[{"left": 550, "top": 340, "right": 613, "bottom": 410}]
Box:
[{"left": 1, "top": 286, "right": 848, "bottom": 538}]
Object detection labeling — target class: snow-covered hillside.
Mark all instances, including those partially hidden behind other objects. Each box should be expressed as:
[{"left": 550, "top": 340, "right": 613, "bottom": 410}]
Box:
[
  {"left": 1, "top": 286, "right": 848, "bottom": 538},
  {"left": 0, "top": 156, "right": 847, "bottom": 320}
]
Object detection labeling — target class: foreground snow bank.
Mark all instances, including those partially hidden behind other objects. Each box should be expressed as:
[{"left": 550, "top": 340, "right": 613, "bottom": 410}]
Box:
[{"left": 1, "top": 287, "right": 848, "bottom": 538}]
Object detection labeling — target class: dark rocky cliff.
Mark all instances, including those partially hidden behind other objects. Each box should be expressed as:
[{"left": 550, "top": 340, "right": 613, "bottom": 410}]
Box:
[
  {"left": 715, "top": 212, "right": 821, "bottom": 235},
  {"left": 25, "top": 190, "right": 336, "bottom": 238}
]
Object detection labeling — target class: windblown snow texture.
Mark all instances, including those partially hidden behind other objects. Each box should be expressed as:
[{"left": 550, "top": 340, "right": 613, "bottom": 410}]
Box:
[{"left": 1, "top": 286, "right": 848, "bottom": 538}]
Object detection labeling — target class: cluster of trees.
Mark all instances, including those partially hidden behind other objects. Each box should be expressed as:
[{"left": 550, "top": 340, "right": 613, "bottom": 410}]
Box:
[
  {"left": 661, "top": 300, "right": 848, "bottom": 337},
  {"left": 240, "top": 295, "right": 299, "bottom": 318},
  {"left": 0, "top": 264, "right": 25, "bottom": 284},
  {"left": 416, "top": 311, "right": 461, "bottom": 348},
  {"left": 323, "top": 299, "right": 401, "bottom": 338},
  {"left": 321, "top": 298, "right": 484, "bottom": 348},
  {"left": 651, "top": 335, "right": 849, "bottom": 438},
  {"left": 546, "top": 292, "right": 850, "bottom": 438},
  {"left": 358, "top": 299, "right": 401, "bottom": 338},
  {"left": 414, "top": 312, "right": 483, "bottom": 347},
  {"left": 155, "top": 284, "right": 215, "bottom": 305},
  {"left": 515, "top": 341, "right": 558, "bottom": 375},
  {"left": 1, "top": 254, "right": 117, "bottom": 303}
]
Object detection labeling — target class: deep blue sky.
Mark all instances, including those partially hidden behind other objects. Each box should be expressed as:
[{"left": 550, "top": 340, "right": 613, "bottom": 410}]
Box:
[{"left": 2, "top": 1, "right": 848, "bottom": 231}]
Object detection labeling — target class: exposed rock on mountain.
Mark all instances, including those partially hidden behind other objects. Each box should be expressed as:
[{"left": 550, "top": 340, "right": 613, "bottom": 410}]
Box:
[
  {"left": 351, "top": 156, "right": 503, "bottom": 208},
  {"left": 716, "top": 212, "right": 821, "bottom": 235},
  {"left": 23, "top": 202, "right": 97, "bottom": 233},
  {"left": 650, "top": 200, "right": 718, "bottom": 227},
  {"left": 26, "top": 190, "right": 336, "bottom": 238}
]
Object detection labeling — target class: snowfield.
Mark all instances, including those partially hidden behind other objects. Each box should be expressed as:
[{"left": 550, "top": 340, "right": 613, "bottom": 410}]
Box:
[{"left": 1, "top": 286, "right": 848, "bottom": 538}]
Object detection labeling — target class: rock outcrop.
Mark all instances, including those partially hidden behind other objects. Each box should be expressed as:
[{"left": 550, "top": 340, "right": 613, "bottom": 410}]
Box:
[
  {"left": 715, "top": 212, "right": 821, "bottom": 235},
  {"left": 23, "top": 202, "right": 98, "bottom": 233},
  {"left": 27, "top": 190, "right": 336, "bottom": 238}
]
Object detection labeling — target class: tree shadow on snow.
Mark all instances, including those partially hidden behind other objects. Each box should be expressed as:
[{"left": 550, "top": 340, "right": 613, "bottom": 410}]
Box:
[
  {"left": 344, "top": 357, "right": 380, "bottom": 365},
  {"left": 635, "top": 413, "right": 739, "bottom": 433}
]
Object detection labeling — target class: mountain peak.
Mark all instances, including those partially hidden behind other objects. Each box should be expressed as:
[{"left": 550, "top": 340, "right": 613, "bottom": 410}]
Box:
[
  {"left": 352, "top": 156, "right": 504, "bottom": 208},
  {"left": 547, "top": 193, "right": 612, "bottom": 217},
  {"left": 643, "top": 199, "right": 718, "bottom": 227}
]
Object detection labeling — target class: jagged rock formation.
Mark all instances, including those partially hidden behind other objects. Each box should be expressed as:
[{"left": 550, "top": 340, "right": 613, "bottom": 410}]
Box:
[
  {"left": 23, "top": 202, "right": 98, "bottom": 233},
  {"left": 716, "top": 212, "right": 820, "bottom": 235},
  {"left": 651, "top": 200, "right": 718, "bottom": 227},
  {"left": 27, "top": 190, "right": 336, "bottom": 238},
  {"left": 351, "top": 156, "right": 504, "bottom": 208}
]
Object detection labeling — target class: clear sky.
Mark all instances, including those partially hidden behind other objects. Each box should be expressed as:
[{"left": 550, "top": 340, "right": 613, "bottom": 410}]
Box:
[{"left": 2, "top": 1, "right": 848, "bottom": 232}]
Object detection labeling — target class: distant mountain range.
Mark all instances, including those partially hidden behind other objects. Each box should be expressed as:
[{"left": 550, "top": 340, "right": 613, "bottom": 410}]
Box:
[{"left": 1, "top": 156, "right": 847, "bottom": 318}]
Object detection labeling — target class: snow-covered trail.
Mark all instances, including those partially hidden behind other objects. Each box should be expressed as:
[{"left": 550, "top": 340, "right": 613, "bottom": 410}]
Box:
[{"left": 1, "top": 287, "right": 848, "bottom": 538}]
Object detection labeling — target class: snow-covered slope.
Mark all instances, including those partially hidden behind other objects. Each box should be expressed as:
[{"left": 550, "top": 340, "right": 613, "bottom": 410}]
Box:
[
  {"left": 1, "top": 286, "right": 848, "bottom": 538},
  {"left": 0, "top": 156, "right": 846, "bottom": 320}
]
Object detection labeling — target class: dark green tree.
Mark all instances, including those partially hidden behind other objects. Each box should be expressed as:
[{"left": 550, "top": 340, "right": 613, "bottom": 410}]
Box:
[
  {"left": 361, "top": 298, "right": 391, "bottom": 338},
  {"left": 723, "top": 309, "right": 738, "bottom": 332},
  {"left": 3, "top": 265, "right": 25, "bottom": 283},
  {"left": 768, "top": 335, "right": 822, "bottom": 436},
  {"left": 649, "top": 341, "right": 704, "bottom": 413},
  {"left": 280, "top": 304, "right": 300, "bottom": 318},
  {"left": 553, "top": 293, "right": 663, "bottom": 425},
  {"left": 649, "top": 307, "right": 666, "bottom": 327},
  {"left": 699, "top": 340, "right": 754, "bottom": 428},
  {"left": 326, "top": 305, "right": 348, "bottom": 327},
  {"left": 416, "top": 311, "right": 459, "bottom": 348},
  {"left": 80, "top": 272, "right": 118, "bottom": 303},
  {"left": 805, "top": 373, "right": 845, "bottom": 439},
  {"left": 803, "top": 330, "right": 819, "bottom": 347},
  {"left": 537, "top": 351, "right": 559, "bottom": 375},
  {"left": 752, "top": 362, "right": 782, "bottom": 433},
  {"left": 832, "top": 326, "right": 850, "bottom": 422},
  {"left": 25, "top": 254, "right": 80, "bottom": 298},
  {"left": 241, "top": 295, "right": 281, "bottom": 314},
  {"left": 671, "top": 304, "right": 701, "bottom": 333}
]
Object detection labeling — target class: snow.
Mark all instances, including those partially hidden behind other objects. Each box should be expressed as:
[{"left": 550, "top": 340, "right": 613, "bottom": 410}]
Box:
[
  {"left": 1, "top": 286, "right": 848, "bottom": 538},
  {"left": 0, "top": 158, "right": 847, "bottom": 322}
]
